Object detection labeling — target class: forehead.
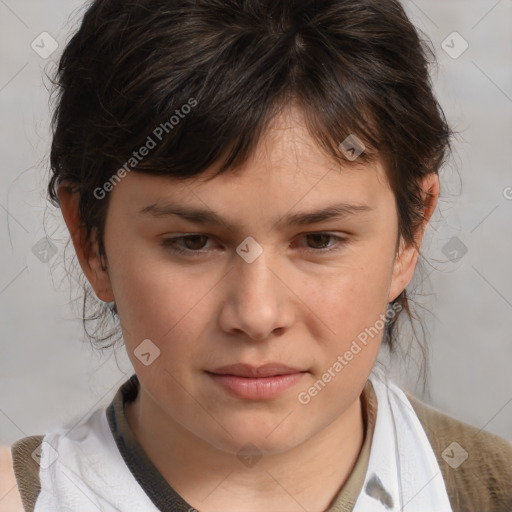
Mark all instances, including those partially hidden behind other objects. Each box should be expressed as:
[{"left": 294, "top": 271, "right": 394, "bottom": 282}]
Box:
[{"left": 110, "top": 105, "right": 391, "bottom": 214}]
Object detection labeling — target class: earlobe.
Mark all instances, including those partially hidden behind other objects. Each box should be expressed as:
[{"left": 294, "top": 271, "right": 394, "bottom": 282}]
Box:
[{"left": 57, "top": 182, "right": 115, "bottom": 303}]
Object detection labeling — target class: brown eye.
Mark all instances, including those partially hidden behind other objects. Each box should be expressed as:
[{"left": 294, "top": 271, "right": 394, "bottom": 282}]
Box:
[
  {"left": 294, "top": 233, "right": 348, "bottom": 254},
  {"left": 161, "top": 234, "right": 212, "bottom": 255},
  {"left": 305, "top": 233, "right": 333, "bottom": 249},
  {"left": 181, "top": 235, "right": 209, "bottom": 250}
]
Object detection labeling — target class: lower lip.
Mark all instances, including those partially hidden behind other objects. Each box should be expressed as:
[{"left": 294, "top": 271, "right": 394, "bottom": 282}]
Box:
[{"left": 207, "top": 372, "right": 306, "bottom": 400}]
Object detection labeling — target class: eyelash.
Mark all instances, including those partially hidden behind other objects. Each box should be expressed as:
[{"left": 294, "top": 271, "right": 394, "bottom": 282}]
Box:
[{"left": 161, "top": 233, "right": 348, "bottom": 257}]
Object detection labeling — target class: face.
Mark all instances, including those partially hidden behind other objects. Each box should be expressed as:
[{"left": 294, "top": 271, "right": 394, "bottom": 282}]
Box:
[{"left": 64, "top": 106, "right": 426, "bottom": 456}]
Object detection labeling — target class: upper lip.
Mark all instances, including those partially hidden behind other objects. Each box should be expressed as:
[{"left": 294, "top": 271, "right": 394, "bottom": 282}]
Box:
[{"left": 208, "top": 363, "right": 305, "bottom": 378}]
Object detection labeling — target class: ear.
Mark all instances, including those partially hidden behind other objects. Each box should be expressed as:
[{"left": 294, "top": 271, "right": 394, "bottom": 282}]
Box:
[
  {"left": 388, "top": 173, "right": 439, "bottom": 302},
  {"left": 57, "top": 182, "right": 115, "bottom": 303}
]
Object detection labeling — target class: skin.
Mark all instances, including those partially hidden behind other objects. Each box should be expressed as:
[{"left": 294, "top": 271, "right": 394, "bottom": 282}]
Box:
[
  {"left": 57, "top": 105, "right": 439, "bottom": 512},
  {"left": 0, "top": 446, "right": 23, "bottom": 512}
]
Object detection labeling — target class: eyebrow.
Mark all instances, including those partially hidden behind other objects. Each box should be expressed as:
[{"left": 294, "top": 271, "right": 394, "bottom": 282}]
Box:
[{"left": 138, "top": 201, "right": 373, "bottom": 230}]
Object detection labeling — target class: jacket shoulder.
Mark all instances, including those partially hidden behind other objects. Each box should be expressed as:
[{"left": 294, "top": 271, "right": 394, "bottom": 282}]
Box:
[
  {"left": 406, "top": 392, "right": 512, "bottom": 512},
  {"left": 6, "top": 436, "right": 45, "bottom": 512}
]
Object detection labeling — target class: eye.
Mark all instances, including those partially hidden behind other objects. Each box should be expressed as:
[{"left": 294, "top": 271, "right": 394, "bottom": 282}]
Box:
[
  {"left": 161, "top": 232, "right": 348, "bottom": 257},
  {"left": 161, "top": 234, "right": 213, "bottom": 255},
  {"left": 294, "top": 233, "right": 348, "bottom": 253}
]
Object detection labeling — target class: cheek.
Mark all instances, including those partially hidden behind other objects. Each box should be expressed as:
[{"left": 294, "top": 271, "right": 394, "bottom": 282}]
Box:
[
  {"left": 295, "top": 257, "right": 393, "bottom": 382},
  {"left": 301, "top": 257, "right": 392, "bottom": 332},
  {"left": 297, "top": 269, "right": 389, "bottom": 399},
  {"left": 107, "top": 244, "right": 213, "bottom": 349}
]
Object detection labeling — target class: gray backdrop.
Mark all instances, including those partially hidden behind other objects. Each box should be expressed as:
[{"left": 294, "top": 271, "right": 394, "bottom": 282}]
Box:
[{"left": 1, "top": 0, "right": 511, "bottom": 447}]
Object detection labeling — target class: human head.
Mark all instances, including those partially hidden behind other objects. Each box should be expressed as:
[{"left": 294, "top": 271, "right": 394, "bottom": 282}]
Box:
[{"left": 48, "top": 0, "right": 453, "bottom": 389}]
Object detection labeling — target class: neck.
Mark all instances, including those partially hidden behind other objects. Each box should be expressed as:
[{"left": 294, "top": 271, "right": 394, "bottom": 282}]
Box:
[{"left": 125, "top": 387, "right": 365, "bottom": 512}]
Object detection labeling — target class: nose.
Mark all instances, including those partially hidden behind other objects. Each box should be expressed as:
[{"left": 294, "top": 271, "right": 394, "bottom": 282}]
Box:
[{"left": 217, "top": 245, "right": 295, "bottom": 341}]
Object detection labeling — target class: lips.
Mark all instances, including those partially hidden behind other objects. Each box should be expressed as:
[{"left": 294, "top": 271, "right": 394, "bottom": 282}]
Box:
[
  {"left": 206, "top": 363, "right": 307, "bottom": 400},
  {"left": 208, "top": 363, "right": 305, "bottom": 378}
]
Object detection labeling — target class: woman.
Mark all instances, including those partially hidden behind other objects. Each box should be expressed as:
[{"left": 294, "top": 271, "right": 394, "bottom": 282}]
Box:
[{"left": 3, "top": 0, "right": 512, "bottom": 511}]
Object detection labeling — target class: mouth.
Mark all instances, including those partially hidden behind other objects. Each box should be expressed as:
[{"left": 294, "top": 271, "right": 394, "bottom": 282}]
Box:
[
  {"left": 206, "top": 363, "right": 307, "bottom": 400},
  {"left": 208, "top": 363, "right": 305, "bottom": 378}
]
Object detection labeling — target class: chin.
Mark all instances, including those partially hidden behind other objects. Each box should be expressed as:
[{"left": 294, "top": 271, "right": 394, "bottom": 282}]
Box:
[{"left": 203, "top": 418, "right": 311, "bottom": 457}]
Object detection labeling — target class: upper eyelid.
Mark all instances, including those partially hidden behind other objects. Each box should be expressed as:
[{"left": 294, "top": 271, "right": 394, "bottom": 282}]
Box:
[{"left": 163, "top": 232, "right": 347, "bottom": 249}]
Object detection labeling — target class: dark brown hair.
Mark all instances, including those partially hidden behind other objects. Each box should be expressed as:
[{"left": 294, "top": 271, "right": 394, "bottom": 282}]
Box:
[{"left": 47, "top": 0, "right": 455, "bottom": 386}]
